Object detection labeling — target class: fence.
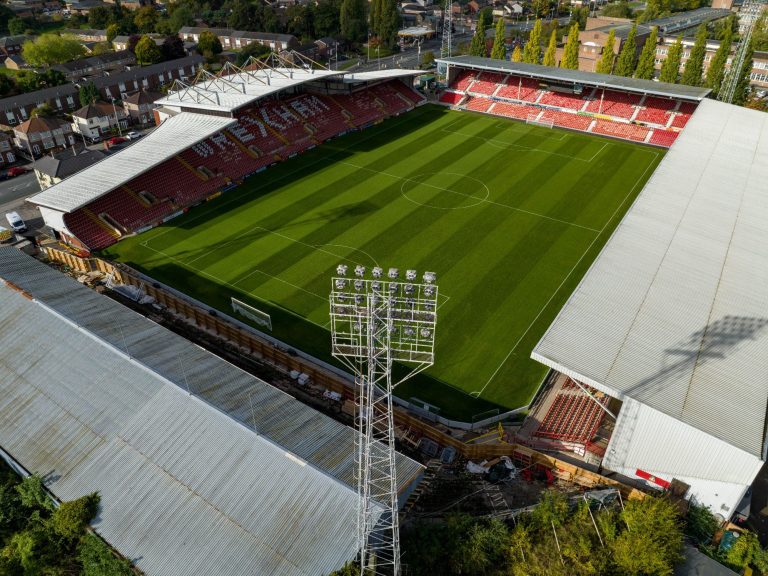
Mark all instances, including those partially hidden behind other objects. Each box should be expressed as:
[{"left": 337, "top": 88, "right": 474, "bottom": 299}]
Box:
[{"left": 42, "top": 247, "right": 646, "bottom": 500}]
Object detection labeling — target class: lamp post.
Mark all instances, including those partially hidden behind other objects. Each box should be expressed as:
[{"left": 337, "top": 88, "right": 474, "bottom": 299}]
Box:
[{"left": 111, "top": 98, "right": 122, "bottom": 136}]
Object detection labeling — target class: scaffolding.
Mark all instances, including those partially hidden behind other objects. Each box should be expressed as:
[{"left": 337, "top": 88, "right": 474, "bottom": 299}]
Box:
[
  {"left": 330, "top": 265, "right": 438, "bottom": 575},
  {"left": 720, "top": 0, "right": 765, "bottom": 104}
]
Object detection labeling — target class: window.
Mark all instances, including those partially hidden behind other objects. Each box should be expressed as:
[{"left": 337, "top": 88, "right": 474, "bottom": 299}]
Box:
[
  {"left": 20, "top": 108, "right": 27, "bottom": 119},
  {"left": 55, "top": 98, "right": 62, "bottom": 109},
  {"left": 158, "top": 73, "right": 165, "bottom": 82},
  {"left": 66, "top": 96, "right": 74, "bottom": 106},
  {"left": 5, "top": 112, "right": 14, "bottom": 123},
  {"left": 33, "top": 144, "right": 40, "bottom": 154},
  {"left": 6, "top": 152, "right": 14, "bottom": 163},
  {"left": 142, "top": 78, "right": 149, "bottom": 87},
  {"left": 119, "top": 82, "right": 126, "bottom": 92},
  {"left": 44, "top": 139, "right": 53, "bottom": 149},
  {"left": 750, "top": 72, "right": 768, "bottom": 82}
]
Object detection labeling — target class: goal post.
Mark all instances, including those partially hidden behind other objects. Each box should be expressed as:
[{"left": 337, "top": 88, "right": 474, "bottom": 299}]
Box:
[
  {"left": 231, "top": 297, "right": 272, "bottom": 331},
  {"left": 526, "top": 113, "right": 554, "bottom": 129}
]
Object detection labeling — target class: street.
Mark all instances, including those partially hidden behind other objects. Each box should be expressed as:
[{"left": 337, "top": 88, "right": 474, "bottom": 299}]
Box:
[{"left": 0, "top": 171, "right": 43, "bottom": 237}]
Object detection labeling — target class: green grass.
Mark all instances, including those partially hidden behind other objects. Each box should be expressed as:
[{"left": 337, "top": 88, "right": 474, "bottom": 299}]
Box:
[{"left": 103, "top": 105, "right": 663, "bottom": 420}]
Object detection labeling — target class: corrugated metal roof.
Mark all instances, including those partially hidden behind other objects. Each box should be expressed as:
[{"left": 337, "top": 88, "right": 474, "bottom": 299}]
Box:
[
  {"left": 27, "top": 113, "right": 236, "bottom": 213},
  {"left": 438, "top": 56, "right": 711, "bottom": 100},
  {"left": 532, "top": 99, "right": 768, "bottom": 457},
  {"left": 154, "top": 67, "right": 343, "bottom": 114},
  {"left": 0, "top": 249, "right": 423, "bottom": 575}
]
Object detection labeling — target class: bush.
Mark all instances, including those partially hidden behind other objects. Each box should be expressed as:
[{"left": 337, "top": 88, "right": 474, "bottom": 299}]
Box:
[
  {"left": 78, "top": 533, "right": 133, "bottom": 576},
  {"left": 51, "top": 493, "right": 100, "bottom": 541}
]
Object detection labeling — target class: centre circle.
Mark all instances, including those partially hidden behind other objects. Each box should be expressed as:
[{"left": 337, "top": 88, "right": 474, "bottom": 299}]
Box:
[{"left": 400, "top": 172, "right": 490, "bottom": 210}]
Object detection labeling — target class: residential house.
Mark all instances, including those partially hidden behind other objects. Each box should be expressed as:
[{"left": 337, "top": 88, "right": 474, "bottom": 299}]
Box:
[
  {"left": 71, "top": 100, "right": 128, "bottom": 140},
  {"left": 34, "top": 148, "right": 105, "bottom": 189},
  {"left": 61, "top": 28, "right": 108, "bottom": 42},
  {"left": 0, "top": 54, "right": 201, "bottom": 127},
  {"left": 3, "top": 55, "right": 29, "bottom": 70},
  {"left": 112, "top": 34, "right": 165, "bottom": 51},
  {"left": 122, "top": 90, "right": 162, "bottom": 126},
  {"left": 13, "top": 116, "right": 76, "bottom": 157},
  {"left": 52, "top": 50, "right": 136, "bottom": 80},
  {"left": 0, "top": 36, "right": 32, "bottom": 61},
  {"left": 7, "top": 0, "right": 59, "bottom": 15},
  {"left": 314, "top": 37, "right": 338, "bottom": 60},
  {"left": 466, "top": 0, "right": 480, "bottom": 13},
  {"left": 178, "top": 27, "right": 300, "bottom": 52},
  {"left": 65, "top": 0, "right": 110, "bottom": 14},
  {"left": 0, "top": 132, "right": 17, "bottom": 166}
]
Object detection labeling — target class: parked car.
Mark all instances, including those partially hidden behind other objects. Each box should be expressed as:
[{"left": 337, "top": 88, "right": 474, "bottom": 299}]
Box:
[
  {"left": 107, "top": 137, "right": 127, "bottom": 147},
  {"left": 6, "top": 167, "right": 29, "bottom": 178},
  {"left": 125, "top": 131, "right": 142, "bottom": 140},
  {"left": 5, "top": 212, "right": 26, "bottom": 233}
]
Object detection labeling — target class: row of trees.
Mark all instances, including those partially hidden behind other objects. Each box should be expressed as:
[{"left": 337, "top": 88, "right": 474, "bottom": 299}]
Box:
[
  {"left": 0, "top": 461, "right": 132, "bottom": 575},
  {"left": 399, "top": 492, "right": 685, "bottom": 576},
  {"left": 0, "top": 69, "right": 66, "bottom": 98}
]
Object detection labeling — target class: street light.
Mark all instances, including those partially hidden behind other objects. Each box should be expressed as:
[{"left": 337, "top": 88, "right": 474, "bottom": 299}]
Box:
[{"left": 111, "top": 98, "right": 122, "bottom": 136}]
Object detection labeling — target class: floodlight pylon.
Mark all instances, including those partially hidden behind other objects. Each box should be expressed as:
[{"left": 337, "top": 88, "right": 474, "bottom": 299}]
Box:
[
  {"left": 330, "top": 267, "right": 438, "bottom": 576},
  {"left": 441, "top": 0, "right": 453, "bottom": 59}
]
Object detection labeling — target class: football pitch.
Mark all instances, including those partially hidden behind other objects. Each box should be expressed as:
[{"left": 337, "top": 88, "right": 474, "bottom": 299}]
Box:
[{"left": 103, "top": 104, "right": 664, "bottom": 421}]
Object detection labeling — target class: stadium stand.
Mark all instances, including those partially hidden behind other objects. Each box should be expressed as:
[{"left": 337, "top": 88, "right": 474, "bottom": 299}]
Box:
[
  {"left": 635, "top": 96, "right": 678, "bottom": 125},
  {"left": 32, "top": 77, "right": 424, "bottom": 251},
  {"left": 438, "top": 56, "right": 708, "bottom": 148},
  {"left": 535, "top": 382, "right": 607, "bottom": 443},
  {"left": 648, "top": 129, "right": 679, "bottom": 147},
  {"left": 584, "top": 90, "right": 641, "bottom": 119}
]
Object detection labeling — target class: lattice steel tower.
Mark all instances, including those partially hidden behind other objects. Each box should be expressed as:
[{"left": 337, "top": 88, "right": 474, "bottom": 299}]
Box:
[
  {"left": 441, "top": 0, "right": 453, "bottom": 59},
  {"left": 330, "top": 265, "right": 438, "bottom": 576},
  {"left": 720, "top": 0, "right": 765, "bottom": 104}
]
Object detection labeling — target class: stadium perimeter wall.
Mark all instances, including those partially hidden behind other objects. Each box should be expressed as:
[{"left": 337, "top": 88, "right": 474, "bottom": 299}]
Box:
[{"left": 40, "top": 246, "right": 647, "bottom": 501}]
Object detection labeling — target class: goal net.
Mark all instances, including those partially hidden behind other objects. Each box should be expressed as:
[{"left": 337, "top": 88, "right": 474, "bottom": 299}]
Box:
[
  {"left": 231, "top": 297, "right": 272, "bottom": 331},
  {"left": 526, "top": 113, "right": 554, "bottom": 129}
]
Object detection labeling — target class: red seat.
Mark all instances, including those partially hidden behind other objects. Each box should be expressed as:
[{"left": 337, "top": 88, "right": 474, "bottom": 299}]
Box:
[
  {"left": 539, "top": 90, "right": 586, "bottom": 111},
  {"left": 649, "top": 129, "right": 678, "bottom": 147},
  {"left": 585, "top": 90, "right": 642, "bottom": 119},
  {"left": 591, "top": 120, "right": 649, "bottom": 142},
  {"left": 635, "top": 96, "right": 677, "bottom": 125}
]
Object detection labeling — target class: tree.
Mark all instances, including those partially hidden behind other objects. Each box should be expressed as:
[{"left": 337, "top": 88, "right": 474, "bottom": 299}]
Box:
[
  {"left": 523, "top": 18, "right": 542, "bottom": 64},
  {"left": 134, "top": 5, "right": 159, "bottom": 33},
  {"left": 228, "top": 0, "right": 255, "bottom": 30},
  {"left": 596, "top": 28, "right": 616, "bottom": 74},
  {"left": 611, "top": 496, "right": 683, "bottom": 576},
  {"left": 732, "top": 38, "right": 754, "bottom": 106},
  {"left": 315, "top": 0, "right": 341, "bottom": 38},
  {"left": 542, "top": 29, "right": 557, "bottom": 66},
  {"left": 127, "top": 34, "right": 142, "bottom": 53},
  {"left": 236, "top": 41, "right": 271, "bottom": 66},
  {"left": 169, "top": 5, "right": 195, "bottom": 32},
  {"left": 570, "top": 6, "right": 588, "bottom": 30},
  {"left": 561, "top": 23, "right": 580, "bottom": 69},
  {"left": 135, "top": 35, "right": 162, "bottom": 65},
  {"left": 369, "top": 0, "right": 381, "bottom": 41},
  {"left": 634, "top": 26, "right": 658, "bottom": 79},
  {"left": 752, "top": 12, "right": 768, "bottom": 51},
  {"left": 91, "top": 41, "right": 113, "bottom": 55},
  {"left": 421, "top": 50, "right": 435, "bottom": 68},
  {"left": 340, "top": 0, "right": 366, "bottom": 43},
  {"left": 16, "top": 474, "right": 54, "bottom": 512},
  {"left": 31, "top": 103, "right": 53, "bottom": 118},
  {"left": 0, "top": 74, "right": 14, "bottom": 97},
  {"left": 659, "top": 35, "right": 682, "bottom": 83},
  {"left": 490, "top": 17, "right": 506, "bottom": 59},
  {"left": 377, "top": 0, "right": 399, "bottom": 49},
  {"left": 51, "top": 493, "right": 99, "bottom": 541},
  {"left": 88, "top": 6, "right": 114, "bottom": 29},
  {"left": 601, "top": 1, "right": 633, "bottom": 18},
  {"left": 614, "top": 23, "right": 638, "bottom": 76},
  {"left": 106, "top": 23, "right": 120, "bottom": 43},
  {"left": 197, "top": 29, "right": 223, "bottom": 57},
  {"left": 469, "top": 10, "right": 490, "bottom": 57},
  {"left": 531, "top": 0, "right": 549, "bottom": 18},
  {"left": 22, "top": 34, "right": 87, "bottom": 67},
  {"left": 511, "top": 44, "right": 522, "bottom": 62},
  {"left": 680, "top": 23, "right": 707, "bottom": 86},
  {"left": 161, "top": 35, "right": 186, "bottom": 61},
  {"left": 8, "top": 17, "right": 27, "bottom": 36},
  {"left": 705, "top": 24, "right": 732, "bottom": 97},
  {"left": 638, "top": 0, "right": 662, "bottom": 23},
  {"left": 78, "top": 533, "right": 134, "bottom": 576},
  {"left": 79, "top": 81, "right": 100, "bottom": 106}
]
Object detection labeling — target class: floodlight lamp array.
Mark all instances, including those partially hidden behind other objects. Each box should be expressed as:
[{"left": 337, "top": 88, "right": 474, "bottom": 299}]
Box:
[{"left": 329, "top": 264, "right": 439, "bottom": 364}]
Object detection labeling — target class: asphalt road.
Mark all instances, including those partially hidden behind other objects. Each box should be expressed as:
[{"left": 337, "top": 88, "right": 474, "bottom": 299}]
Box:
[{"left": 0, "top": 171, "right": 44, "bottom": 238}]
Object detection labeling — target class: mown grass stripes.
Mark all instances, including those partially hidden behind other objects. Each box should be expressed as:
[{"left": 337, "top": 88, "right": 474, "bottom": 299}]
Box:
[{"left": 103, "top": 105, "right": 663, "bottom": 420}]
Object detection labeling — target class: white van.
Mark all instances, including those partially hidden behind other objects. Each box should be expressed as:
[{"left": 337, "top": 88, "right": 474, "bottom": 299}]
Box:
[{"left": 5, "top": 212, "right": 26, "bottom": 233}]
